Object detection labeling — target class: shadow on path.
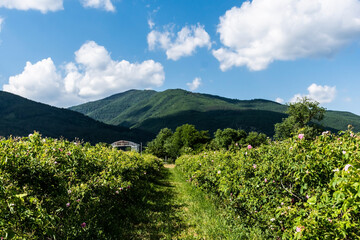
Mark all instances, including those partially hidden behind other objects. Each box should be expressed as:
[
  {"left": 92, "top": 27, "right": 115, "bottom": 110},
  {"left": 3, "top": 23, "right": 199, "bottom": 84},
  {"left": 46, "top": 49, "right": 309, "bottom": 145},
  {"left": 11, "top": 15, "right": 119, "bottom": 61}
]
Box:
[{"left": 123, "top": 164, "right": 191, "bottom": 239}]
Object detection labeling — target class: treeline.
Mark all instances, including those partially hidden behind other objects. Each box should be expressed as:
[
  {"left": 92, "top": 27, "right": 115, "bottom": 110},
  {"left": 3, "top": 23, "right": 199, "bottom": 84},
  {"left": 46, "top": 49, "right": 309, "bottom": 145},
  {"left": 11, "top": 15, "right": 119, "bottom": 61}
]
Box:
[
  {"left": 146, "top": 97, "right": 326, "bottom": 160},
  {"left": 146, "top": 124, "right": 268, "bottom": 160}
]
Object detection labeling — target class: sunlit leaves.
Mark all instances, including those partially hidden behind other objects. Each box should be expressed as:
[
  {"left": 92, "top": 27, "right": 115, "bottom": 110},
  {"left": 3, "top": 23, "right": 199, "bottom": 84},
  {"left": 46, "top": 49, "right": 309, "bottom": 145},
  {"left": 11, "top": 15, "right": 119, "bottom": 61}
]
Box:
[{"left": 177, "top": 129, "right": 360, "bottom": 238}]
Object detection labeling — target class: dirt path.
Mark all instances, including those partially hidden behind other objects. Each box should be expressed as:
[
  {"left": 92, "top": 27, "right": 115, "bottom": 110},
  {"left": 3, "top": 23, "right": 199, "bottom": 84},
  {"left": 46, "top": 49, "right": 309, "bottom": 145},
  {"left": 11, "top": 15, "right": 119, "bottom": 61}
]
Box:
[{"left": 164, "top": 164, "right": 175, "bottom": 169}]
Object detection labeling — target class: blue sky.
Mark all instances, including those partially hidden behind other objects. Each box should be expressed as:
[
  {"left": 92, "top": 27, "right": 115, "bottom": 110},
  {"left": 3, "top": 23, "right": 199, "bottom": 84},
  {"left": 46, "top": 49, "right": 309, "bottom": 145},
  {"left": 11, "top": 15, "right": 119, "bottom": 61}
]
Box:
[{"left": 1, "top": 0, "right": 360, "bottom": 115}]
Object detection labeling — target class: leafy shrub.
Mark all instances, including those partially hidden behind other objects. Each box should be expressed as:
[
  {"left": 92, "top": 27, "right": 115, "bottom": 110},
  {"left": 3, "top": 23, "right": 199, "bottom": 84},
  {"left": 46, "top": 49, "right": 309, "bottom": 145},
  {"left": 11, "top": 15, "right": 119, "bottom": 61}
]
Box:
[
  {"left": 176, "top": 130, "right": 360, "bottom": 239},
  {"left": 0, "top": 132, "right": 162, "bottom": 239}
]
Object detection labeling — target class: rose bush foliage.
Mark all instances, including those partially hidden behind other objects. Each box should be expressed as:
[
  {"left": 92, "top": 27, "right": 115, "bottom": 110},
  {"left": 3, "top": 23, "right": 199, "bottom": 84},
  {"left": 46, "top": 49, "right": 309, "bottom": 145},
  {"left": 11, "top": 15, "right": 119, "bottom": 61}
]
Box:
[
  {"left": 0, "top": 132, "right": 162, "bottom": 239},
  {"left": 176, "top": 130, "right": 360, "bottom": 239}
]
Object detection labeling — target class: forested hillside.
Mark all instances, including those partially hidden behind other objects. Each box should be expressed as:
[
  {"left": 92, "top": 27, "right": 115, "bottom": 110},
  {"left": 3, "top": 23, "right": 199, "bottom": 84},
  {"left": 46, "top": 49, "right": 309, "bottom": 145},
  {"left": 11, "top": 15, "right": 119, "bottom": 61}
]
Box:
[
  {"left": 70, "top": 89, "right": 360, "bottom": 136},
  {"left": 0, "top": 91, "right": 154, "bottom": 144}
]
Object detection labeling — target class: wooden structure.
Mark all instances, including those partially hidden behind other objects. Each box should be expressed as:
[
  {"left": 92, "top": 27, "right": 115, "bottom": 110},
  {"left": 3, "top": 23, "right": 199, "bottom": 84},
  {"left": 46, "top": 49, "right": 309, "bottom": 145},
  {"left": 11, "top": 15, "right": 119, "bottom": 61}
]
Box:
[{"left": 111, "top": 140, "right": 140, "bottom": 152}]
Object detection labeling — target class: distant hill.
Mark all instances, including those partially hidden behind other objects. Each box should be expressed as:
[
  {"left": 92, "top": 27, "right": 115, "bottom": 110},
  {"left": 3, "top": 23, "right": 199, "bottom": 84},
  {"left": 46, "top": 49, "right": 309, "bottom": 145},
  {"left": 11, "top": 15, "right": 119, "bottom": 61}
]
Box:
[
  {"left": 0, "top": 91, "right": 154, "bottom": 144},
  {"left": 70, "top": 89, "right": 360, "bottom": 136}
]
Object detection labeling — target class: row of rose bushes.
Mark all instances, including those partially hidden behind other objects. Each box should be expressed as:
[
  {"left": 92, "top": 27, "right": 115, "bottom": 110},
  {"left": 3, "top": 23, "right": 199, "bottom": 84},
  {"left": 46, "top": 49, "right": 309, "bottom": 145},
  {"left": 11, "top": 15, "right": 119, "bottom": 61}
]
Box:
[
  {"left": 0, "top": 132, "right": 162, "bottom": 239},
  {"left": 176, "top": 130, "right": 360, "bottom": 239}
]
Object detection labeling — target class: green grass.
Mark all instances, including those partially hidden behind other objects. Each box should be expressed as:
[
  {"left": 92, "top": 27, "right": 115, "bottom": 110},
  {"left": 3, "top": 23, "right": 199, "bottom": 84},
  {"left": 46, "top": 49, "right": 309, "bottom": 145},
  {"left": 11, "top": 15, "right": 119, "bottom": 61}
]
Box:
[
  {"left": 127, "top": 164, "right": 260, "bottom": 239},
  {"left": 122, "top": 165, "right": 185, "bottom": 239},
  {"left": 169, "top": 166, "right": 241, "bottom": 239}
]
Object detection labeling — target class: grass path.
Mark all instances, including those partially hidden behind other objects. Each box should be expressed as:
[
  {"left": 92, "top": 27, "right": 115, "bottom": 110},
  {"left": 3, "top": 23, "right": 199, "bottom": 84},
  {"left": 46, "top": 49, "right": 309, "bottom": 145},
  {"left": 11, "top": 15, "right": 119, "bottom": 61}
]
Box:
[{"left": 128, "top": 164, "right": 243, "bottom": 239}]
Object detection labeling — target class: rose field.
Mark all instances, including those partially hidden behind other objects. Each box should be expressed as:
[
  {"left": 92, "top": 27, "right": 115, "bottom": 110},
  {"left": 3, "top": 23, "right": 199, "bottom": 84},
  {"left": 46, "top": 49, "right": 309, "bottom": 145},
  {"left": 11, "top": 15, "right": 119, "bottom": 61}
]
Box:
[
  {"left": 1, "top": 130, "right": 360, "bottom": 239},
  {"left": 176, "top": 129, "right": 360, "bottom": 239}
]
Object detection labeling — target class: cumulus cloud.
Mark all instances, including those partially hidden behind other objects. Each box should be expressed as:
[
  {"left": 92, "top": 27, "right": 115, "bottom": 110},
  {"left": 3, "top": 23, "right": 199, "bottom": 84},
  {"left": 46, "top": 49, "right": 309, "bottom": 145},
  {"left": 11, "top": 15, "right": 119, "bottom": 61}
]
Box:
[
  {"left": 80, "top": 0, "right": 115, "bottom": 12},
  {"left": 290, "top": 83, "right": 337, "bottom": 104},
  {"left": 307, "top": 84, "right": 337, "bottom": 103},
  {"left": 275, "top": 98, "right": 284, "bottom": 104},
  {"left": 66, "top": 41, "right": 164, "bottom": 98},
  {"left": 148, "top": 24, "right": 211, "bottom": 60},
  {"left": 187, "top": 77, "right": 202, "bottom": 91},
  {"left": 2, "top": 58, "right": 78, "bottom": 106},
  {"left": 3, "top": 41, "right": 165, "bottom": 107},
  {"left": 213, "top": 0, "right": 360, "bottom": 71},
  {"left": 0, "top": 0, "right": 63, "bottom": 13}
]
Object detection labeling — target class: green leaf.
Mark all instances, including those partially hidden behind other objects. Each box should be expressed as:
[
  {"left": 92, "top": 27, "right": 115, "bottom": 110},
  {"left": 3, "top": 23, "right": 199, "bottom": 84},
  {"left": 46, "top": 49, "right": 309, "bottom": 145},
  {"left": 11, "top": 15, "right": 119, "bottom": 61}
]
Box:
[
  {"left": 15, "top": 193, "right": 28, "bottom": 198},
  {"left": 307, "top": 196, "right": 317, "bottom": 205}
]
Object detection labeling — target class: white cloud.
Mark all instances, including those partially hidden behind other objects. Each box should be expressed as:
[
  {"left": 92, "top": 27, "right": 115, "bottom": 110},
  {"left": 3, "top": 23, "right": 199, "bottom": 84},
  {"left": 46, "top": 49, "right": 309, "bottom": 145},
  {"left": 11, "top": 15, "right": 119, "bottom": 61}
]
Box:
[
  {"left": 66, "top": 41, "right": 164, "bottom": 98},
  {"left": 3, "top": 41, "right": 165, "bottom": 107},
  {"left": 307, "top": 83, "right": 337, "bottom": 103},
  {"left": 290, "top": 83, "right": 337, "bottom": 104},
  {"left": 148, "top": 18, "right": 155, "bottom": 29},
  {"left": 290, "top": 94, "right": 304, "bottom": 103},
  {"left": 148, "top": 24, "right": 211, "bottom": 60},
  {"left": 0, "top": 17, "right": 3, "bottom": 31},
  {"left": 275, "top": 98, "right": 284, "bottom": 104},
  {"left": 147, "top": 29, "right": 171, "bottom": 51},
  {"left": 2, "top": 58, "right": 79, "bottom": 106},
  {"left": 0, "top": 0, "right": 63, "bottom": 13},
  {"left": 80, "top": 0, "right": 115, "bottom": 12},
  {"left": 213, "top": 0, "right": 360, "bottom": 71},
  {"left": 187, "top": 77, "right": 202, "bottom": 91}
]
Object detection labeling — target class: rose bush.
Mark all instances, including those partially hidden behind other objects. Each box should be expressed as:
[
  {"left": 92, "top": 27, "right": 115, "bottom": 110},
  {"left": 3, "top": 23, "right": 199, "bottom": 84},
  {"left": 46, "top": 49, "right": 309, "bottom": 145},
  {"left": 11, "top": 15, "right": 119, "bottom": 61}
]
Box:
[
  {"left": 0, "top": 132, "right": 162, "bottom": 239},
  {"left": 176, "top": 130, "right": 360, "bottom": 239}
]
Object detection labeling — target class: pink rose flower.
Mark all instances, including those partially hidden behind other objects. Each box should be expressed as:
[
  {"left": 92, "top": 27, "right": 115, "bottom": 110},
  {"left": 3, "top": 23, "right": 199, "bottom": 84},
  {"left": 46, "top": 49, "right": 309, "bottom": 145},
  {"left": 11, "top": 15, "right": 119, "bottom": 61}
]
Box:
[
  {"left": 344, "top": 164, "right": 352, "bottom": 172},
  {"left": 296, "top": 226, "right": 304, "bottom": 232}
]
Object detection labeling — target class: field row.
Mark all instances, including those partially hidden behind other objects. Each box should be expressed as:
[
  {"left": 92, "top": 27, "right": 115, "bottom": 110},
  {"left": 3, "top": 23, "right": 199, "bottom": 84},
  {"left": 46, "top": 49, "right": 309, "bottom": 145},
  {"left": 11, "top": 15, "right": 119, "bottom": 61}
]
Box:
[
  {"left": 0, "top": 132, "right": 162, "bottom": 239},
  {"left": 176, "top": 130, "right": 360, "bottom": 239}
]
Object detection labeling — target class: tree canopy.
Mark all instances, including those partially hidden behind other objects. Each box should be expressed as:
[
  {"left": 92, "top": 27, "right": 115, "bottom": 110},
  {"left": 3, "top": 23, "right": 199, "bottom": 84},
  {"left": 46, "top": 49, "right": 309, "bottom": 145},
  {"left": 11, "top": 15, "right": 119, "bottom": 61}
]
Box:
[
  {"left": 274, "top": 97, "right": 326, "bottom": 140},
  {"left": 147, "top": 124, "right": 268, "bottom": 160},
  {"left": 146, "top": 124, "right": 210, "bottom": 160}
]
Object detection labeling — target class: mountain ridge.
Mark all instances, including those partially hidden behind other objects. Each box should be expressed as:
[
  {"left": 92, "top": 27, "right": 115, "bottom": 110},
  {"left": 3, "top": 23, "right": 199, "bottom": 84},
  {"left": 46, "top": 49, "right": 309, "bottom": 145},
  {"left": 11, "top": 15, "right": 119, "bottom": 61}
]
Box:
[
  {"left": 70, "top": 89, "right": 360, "bottom": 136},
  {"left": 0, "top": 91, "right": 154, "bottom": 144}
]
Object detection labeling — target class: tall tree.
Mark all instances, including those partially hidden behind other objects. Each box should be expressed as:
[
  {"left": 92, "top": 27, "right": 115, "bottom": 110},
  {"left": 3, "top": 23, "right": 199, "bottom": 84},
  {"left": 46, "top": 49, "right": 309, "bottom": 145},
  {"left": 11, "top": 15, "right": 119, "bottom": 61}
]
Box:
[
  {"left": 168, "top": 124, "right": 210, "bottom": 157},
  {"left": 214, "top": 128, "right": 247, "bottom": 149},
  {"left": 146, "top": 124, "right": 210, "bottom": 159},
  {"left": 274, "top": 97, "right": 325, "bottom": 140},
  {"left": 146, "top": 128, "right": 173, "bottom": 158}
]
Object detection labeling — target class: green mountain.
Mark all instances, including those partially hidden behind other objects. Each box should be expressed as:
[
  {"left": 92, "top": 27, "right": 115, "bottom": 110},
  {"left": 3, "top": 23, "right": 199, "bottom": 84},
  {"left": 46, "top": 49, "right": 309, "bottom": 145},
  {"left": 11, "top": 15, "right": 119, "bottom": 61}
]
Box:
[
  {"left": 0, "top": 91, "right": 154, "bottom": 144},
  {"left": 70, "top": 89, "right": 360, "bottom": 136}
]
